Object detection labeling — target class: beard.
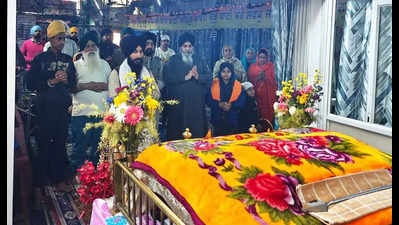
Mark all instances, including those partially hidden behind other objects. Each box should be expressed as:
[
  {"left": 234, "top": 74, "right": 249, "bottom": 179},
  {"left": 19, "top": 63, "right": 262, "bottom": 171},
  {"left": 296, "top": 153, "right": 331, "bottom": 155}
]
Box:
[
  {"left": 144, "top": 48, "right": 154, "bottom": 57},
  {"left": 83, "top": 50, "right": 100, "bottom": 72},
  {"left": 33, "top": 33, "right": 41, "bottom": 42},
  {"left": 128, "top": 57, "right": 144, "bottom": 76},
  {"left": 181, "top": 52, "right": 193, "bottom": 66}
]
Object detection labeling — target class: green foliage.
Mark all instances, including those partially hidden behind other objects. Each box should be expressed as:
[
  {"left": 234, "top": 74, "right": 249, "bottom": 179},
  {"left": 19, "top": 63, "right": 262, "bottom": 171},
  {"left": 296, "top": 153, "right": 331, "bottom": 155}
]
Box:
[
  {"left": 278, "top": 109, "right": 314, "bottom": 129},
  {"left": 328, "top": 140, "right": 370, "bottom": 158},
  {"left": 237, "top": 166, "right": 263, "bottom": 184},
  {"left": 307, "top": 158, "right": 344, "bottom": 174},
  {"left": 221, "top": 164, "right": 234, "bottom": 172},
  {"left": 227, "top": 186, "right": 251, "bottom": 200},
  {"left": 183, "top": 149, "right": 197, "bottom": 158},
  {"left": 271, "top": 167, "right": 305, "bottom": 184},
  {"left": 272, "top": 156, "right": 292, "bottom": 166}
]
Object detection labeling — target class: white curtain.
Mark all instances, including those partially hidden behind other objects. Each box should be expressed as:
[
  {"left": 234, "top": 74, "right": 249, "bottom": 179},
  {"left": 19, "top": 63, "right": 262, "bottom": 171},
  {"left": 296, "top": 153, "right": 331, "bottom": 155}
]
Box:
[
  {"left": 292, "top": 0, "right": 310, "bottom": 81},
  {"left": 291, "top": 0, "right": 324, "bottom": 128},
  {"left": 292, "top": 0, "right": 323, "bottom": 84}
]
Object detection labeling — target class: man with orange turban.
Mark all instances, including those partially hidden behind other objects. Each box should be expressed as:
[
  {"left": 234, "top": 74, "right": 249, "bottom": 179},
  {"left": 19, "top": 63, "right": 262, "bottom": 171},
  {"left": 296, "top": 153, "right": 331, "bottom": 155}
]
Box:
[{"left": 69, "top": 26, "right": 79, "bottom": 45}]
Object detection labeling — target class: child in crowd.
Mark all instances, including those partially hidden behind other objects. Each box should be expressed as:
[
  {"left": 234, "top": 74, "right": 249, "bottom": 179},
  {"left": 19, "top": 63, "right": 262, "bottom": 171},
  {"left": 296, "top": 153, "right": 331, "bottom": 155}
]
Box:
[
  {"left": 206, "top": 62, "right": 246, "bottom": 136},
  {"left": 238, "top": 82, "right": 260, "bottom": 133}
]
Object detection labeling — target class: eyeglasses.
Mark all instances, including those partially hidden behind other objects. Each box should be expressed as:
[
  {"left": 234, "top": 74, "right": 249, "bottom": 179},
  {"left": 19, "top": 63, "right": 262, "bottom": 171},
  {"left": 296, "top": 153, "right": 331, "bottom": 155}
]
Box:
[
  {"left": 85, "top": 44, "right": 97, "bottom": 49},
  {"left": 52, "top": 36, "right": 65, "bottom": 41}
]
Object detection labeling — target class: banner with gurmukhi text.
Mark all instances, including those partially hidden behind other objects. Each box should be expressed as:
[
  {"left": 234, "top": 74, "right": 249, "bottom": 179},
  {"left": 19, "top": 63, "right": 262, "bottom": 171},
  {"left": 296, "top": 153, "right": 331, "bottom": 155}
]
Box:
[{"left": 125, "top": 7, "right": 272, "bottom": 30}]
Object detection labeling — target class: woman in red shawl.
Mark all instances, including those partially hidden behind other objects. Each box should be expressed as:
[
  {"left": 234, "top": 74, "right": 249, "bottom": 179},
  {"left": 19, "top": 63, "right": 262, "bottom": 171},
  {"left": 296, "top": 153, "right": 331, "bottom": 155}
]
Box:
[{"left": 248, "top": 48, "right": 277, "bottom": 129}]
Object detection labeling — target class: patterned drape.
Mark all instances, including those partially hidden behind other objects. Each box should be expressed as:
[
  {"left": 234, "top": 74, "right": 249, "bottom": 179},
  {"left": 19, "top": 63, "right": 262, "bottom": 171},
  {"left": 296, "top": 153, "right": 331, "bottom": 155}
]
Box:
[
  {"left": 374, "top": 6, "right": 392, "bottom": 127},
  {"left": 271, "top": 0, "right": 297, "bottom": 90},
  {"left": 335, "top": 0, "right": 372, "bottom": 121}
]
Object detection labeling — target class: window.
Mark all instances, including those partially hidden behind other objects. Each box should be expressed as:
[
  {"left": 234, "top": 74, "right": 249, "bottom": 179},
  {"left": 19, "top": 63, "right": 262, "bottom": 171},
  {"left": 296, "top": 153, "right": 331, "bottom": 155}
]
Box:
[{"left": 327, "top": 0, "right": 392, "bottom": 136}]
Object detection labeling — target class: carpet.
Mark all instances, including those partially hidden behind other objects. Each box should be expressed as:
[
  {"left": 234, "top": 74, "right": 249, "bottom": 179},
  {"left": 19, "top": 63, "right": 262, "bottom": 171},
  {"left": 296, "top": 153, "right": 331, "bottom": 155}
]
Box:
[
  {"left": 18, "top": 128, "right": 91, "bottom": 225},
  {"left": 27, "top": 185, "right": 87, "bottom": 225}
]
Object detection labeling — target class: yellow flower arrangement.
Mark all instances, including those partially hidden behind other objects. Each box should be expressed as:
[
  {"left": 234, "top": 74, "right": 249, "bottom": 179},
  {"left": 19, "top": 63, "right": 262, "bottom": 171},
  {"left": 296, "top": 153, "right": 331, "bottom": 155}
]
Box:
[
  {"left": 274, "top": 70, "right": 323, "bottom": 129},
  {"left": 81, "top": 72, "right": 179, "bottom": 158}
]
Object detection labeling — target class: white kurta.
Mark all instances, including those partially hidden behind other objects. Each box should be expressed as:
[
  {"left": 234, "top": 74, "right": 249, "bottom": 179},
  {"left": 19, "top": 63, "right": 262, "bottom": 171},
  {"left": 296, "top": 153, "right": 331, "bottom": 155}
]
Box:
[{"left": 72, "top": 58, "right": 111, "bottom": 116}]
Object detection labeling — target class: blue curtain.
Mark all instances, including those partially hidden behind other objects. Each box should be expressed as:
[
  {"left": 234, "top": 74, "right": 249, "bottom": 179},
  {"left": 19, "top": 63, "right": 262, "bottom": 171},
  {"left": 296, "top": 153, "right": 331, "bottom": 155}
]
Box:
[
  {"left": 335, "top": 0, "right": 372, "bottom": 121},
  {"left": 374, "top": 6, "right": 392, "bottom": 127},
  {"left": 271, "top": 0, "right": 297, "bottom": 90}
]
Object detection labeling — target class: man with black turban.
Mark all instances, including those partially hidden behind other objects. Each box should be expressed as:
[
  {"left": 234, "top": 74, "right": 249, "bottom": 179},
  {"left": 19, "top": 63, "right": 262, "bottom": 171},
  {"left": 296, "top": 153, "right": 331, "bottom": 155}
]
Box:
[
  {"left": 108, "top": 34, "right": 161, "bottom": 153},
  {"left": 69, "top": 30, "right": 111, "bottom": 173},
  {"left": 162, "top": 32, "right": 211, "bottom": 141},
  {"left": 108, "top": 34, "right": 160, "bottom": 99}
]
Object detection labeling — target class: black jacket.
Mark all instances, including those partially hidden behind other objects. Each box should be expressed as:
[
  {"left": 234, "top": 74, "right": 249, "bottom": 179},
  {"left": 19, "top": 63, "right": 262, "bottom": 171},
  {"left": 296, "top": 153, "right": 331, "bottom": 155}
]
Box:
[{"left": 26, "top": 49, "right": 77, "bottom": 109}]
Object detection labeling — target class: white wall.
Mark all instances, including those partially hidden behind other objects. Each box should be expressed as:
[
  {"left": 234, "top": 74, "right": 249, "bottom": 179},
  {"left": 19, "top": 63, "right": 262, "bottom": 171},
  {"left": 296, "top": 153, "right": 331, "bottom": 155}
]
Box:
[{"left": 327, "top": 121, "right": 392, "bottom": 154}]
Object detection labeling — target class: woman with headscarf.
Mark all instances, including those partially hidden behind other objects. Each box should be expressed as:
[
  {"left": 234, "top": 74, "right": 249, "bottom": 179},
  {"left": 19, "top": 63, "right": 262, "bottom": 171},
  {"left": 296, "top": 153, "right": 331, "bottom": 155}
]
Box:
[
  {"left": 207, "top": 62, "right": 246, "bottom": 136},
  {"left": 213, "top": 45, "right": 247, "bottom": 82},
  {"left": 248, "top": 48, "right": 277, "bottom": 127},
  {"left": 241, "top": 47, "right": 256, "bottom": 73}
]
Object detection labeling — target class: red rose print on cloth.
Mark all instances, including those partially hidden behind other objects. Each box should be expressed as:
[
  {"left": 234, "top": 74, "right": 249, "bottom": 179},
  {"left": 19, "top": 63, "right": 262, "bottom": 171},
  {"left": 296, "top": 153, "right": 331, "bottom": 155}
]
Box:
[
  {"left": 249, "top": 139, "right": 310, "bottom": 165},
  {"left": 194, "top": 140, "right": 217, "bottom": 151},
  {"left": 244, "top": 173, "right": 290, "bottom": 211}
]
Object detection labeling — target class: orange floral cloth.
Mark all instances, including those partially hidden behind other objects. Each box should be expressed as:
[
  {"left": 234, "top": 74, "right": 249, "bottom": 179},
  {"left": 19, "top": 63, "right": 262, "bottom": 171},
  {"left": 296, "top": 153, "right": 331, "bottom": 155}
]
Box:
[{"left": 133, "top": 130, "right": 392, "bottom": 225}]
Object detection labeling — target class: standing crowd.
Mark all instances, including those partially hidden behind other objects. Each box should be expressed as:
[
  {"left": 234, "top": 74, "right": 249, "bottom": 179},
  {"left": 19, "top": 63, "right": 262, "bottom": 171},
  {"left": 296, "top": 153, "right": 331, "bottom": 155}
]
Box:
[{"left": 13, "top": 20, "right": 277, "bottom": 223}]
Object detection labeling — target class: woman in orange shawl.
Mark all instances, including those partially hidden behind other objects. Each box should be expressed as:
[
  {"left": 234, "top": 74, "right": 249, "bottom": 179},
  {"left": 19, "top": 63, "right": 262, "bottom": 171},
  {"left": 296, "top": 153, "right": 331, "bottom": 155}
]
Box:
[{"left": 248, "top": 48, "right": 277, "bottom": 128}]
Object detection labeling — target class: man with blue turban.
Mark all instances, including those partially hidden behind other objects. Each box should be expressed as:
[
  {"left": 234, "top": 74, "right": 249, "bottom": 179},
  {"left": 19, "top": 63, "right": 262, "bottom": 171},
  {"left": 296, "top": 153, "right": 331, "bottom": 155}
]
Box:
[{"left": 20, "top": 25, "right": 44, "bottom": 70}]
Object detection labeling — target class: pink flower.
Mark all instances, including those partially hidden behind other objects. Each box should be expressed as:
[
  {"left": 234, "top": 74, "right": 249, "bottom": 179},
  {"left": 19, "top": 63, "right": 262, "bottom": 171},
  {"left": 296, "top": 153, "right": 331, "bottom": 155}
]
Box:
[
  {"left": 245, "top": 173, "right": 290, "bottom": 211},
  {"left": 278, "top": 103, "right": 288, "bottom": 111},
  {"left": 104, "top": 115, "right": 115, "bottom": 124},
  {"left": 124, "top": 106, "right": 144, "bottom": 126},
  {"left": 194, "top": 141, "right": 216, "bottom": 151},
  {"left": 115, "top": 85, "right": 128, "bottom": 93},
  {"left": 235, "top": 135, "right": 244, "bottom": 140},
  {"left": 302, "top": 85, "right": 313, "bottom": 94},
  {"left": 305, "top": 108, "right": 315, "bottom": 113},
  {"left": 249, "top": 139, "right": 310, "bottom": 165}
]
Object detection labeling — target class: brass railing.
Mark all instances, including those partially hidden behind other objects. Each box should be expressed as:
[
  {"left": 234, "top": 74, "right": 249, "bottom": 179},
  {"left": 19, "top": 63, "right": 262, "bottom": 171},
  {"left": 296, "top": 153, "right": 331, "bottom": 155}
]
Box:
[{"left": 113, "top": 160, "right": 186, "bottom": 225}]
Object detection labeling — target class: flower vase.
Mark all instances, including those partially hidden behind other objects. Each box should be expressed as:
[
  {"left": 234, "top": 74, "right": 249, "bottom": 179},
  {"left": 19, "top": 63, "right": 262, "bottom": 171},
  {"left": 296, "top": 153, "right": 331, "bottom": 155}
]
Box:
[
  {"left": 113, "top": 151, "right": 125, "bottom": 161},
  {"left": 125, "top": 142, "right": 140, "bottom": 166},
  {"left": 126, "top": 152, "right": 138, "bottom": 164}
]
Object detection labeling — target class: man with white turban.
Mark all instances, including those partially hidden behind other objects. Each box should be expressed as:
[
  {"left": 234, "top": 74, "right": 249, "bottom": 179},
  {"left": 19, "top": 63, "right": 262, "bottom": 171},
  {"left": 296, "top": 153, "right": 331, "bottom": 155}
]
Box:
[
  {"left": 154, "top": 34, "right": 175, "bottom": 64},
  {"left": 70, "top": 31, "right": 111, "bottom": 173}
]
